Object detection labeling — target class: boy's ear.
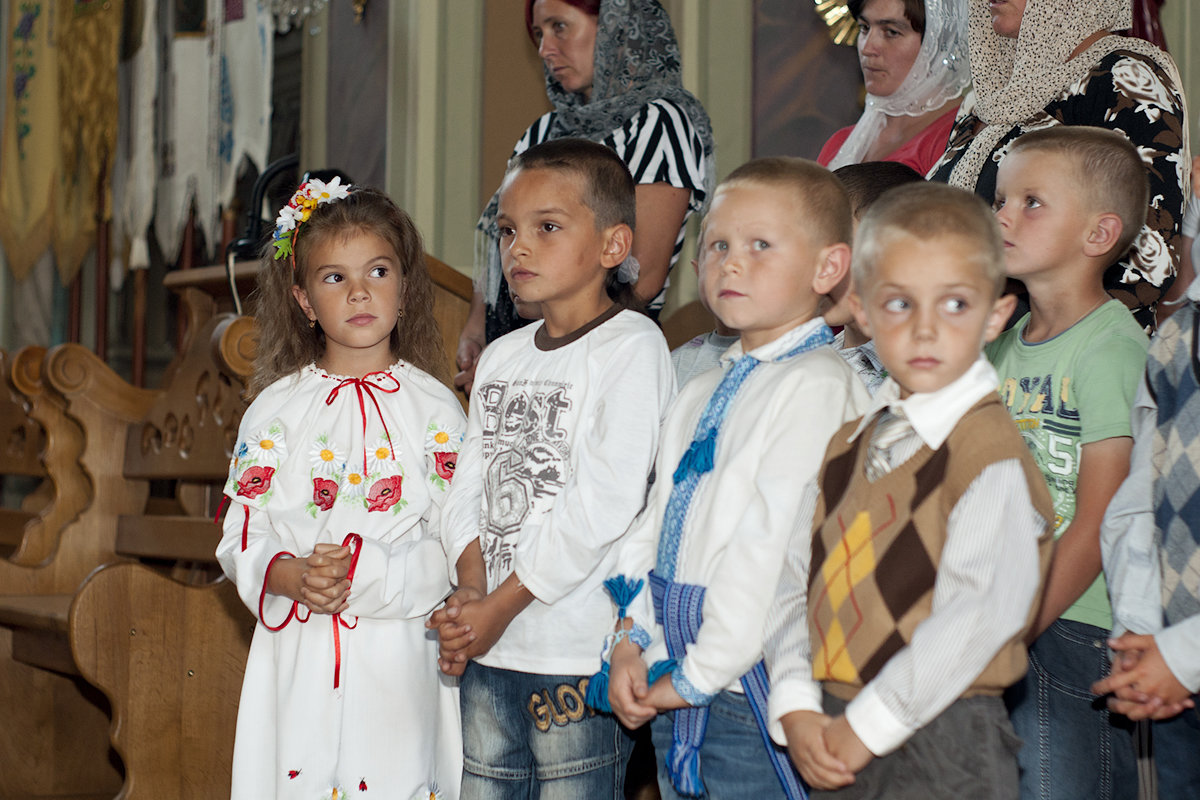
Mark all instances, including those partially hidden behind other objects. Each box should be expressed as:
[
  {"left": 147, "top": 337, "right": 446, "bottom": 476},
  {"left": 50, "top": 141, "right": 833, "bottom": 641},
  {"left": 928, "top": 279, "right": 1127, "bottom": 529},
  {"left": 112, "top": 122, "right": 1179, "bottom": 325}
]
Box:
[
  {"left": 1083, "top": 212, "right": 1123, "bottom": 259},
  {"left": 984, "top": 292, "right": 1018, "bottom": 344},
  {"left": 811, "top": 243, "right": 852, "bottom": 297},
  {"left": 848, "top": 289, "right": 873, "bottom": 339},
  {"left": 600, "top": 223, "right": 634, "bottom": 268},
  {"left": 291, "top": 284, "right": 316, "bottom": 322}
]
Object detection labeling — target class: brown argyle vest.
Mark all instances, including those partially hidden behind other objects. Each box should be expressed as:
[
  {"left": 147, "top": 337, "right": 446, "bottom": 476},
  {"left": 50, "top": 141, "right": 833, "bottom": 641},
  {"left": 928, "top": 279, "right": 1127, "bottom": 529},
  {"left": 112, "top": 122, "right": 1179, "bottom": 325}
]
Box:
[{"left": 807, "top": 395, "right": 1054, "bottom": 702}]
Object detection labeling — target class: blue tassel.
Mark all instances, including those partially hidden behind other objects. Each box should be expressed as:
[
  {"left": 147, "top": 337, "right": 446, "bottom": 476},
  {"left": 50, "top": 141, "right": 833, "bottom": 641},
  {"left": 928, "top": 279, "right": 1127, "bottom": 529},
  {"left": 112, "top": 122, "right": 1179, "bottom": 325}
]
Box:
[
  {"left": 586, "top": 664, "right": 612, "bottom": 712},
  {"left": 666, "top": 739, "right": 706, "bottom": 798},
  {"left": 603, "top": 576, "right": 644, "bottom": 619},
  {"left": 672, "top": 432, "right": 716, "bottom": 484},
  {"left": 647, "top": 658, "right": 677, "bottom": 686}
]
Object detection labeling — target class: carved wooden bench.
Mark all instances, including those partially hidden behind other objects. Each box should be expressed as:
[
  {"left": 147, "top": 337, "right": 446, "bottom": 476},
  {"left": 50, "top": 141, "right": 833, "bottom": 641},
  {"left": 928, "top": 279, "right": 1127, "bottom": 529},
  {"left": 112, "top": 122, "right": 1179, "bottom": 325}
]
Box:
[
  {"left": 0, "top": 346, "right": 48, "bottom": 556},
  {"left": 0, "top": 313, "right": 256, "bottom": 798}
]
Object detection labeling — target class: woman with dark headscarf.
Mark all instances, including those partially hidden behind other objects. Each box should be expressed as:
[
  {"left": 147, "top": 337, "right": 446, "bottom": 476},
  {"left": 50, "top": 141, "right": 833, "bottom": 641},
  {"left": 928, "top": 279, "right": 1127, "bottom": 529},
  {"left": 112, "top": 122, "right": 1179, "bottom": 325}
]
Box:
[
  {"left": 930, "top": 0, "right": 1188, "bottom": 332},
  {"left": 455, "top": 0, "right": 714, "bottom": 392}
]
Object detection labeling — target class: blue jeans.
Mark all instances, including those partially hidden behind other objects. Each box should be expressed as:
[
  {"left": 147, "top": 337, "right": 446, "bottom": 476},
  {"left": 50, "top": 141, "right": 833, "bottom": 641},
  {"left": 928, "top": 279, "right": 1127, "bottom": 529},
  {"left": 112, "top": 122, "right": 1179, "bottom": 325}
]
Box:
[
  {"left": 1004, "top": 619, "right": 1136, "bottom": 800},
  {"left": 459, "top": 662, "right": 633, "bottom": 800},
  {"left": 650, "top": 690, "right": 787, "bottom": 799},
  {"left": 1154, "top": 699, "right": 1200, "bottom": 799}
]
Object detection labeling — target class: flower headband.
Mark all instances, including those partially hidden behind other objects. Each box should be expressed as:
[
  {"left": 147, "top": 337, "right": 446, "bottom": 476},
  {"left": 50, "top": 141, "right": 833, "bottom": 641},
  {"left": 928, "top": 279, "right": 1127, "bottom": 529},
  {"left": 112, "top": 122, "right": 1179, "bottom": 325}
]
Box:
[{"left": 272, "top": 176, "right": 353, "bottom": 265}]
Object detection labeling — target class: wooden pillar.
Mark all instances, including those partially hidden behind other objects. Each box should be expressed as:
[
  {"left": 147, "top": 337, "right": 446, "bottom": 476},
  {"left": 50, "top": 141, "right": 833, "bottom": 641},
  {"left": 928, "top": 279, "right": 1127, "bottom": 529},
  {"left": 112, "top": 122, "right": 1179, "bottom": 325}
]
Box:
[
  {"left": 132, "top": 269, "right": 147, "bottom": 387},
  {"left": 68, "top": 278, "right": 81, "bottom": 344},
  {"left": 175, "top": 209, "right": 196, "bottom": 352},
  {"left": 94, "top": 168, "right": 109, "bottom": 361}
]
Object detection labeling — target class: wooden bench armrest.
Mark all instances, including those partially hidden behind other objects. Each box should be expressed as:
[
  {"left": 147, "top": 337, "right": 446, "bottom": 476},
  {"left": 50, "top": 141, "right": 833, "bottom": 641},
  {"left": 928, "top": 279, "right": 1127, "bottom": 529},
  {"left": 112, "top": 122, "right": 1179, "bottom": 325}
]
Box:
[
  {"left": 0, "top": 593, "right": 76, "bottom": 675},
  {"left": 69, "top": 563, "right": 253, "bottom": 797},
  {"left": 116, "top": 515, "right": 223, "bottom": 565}
]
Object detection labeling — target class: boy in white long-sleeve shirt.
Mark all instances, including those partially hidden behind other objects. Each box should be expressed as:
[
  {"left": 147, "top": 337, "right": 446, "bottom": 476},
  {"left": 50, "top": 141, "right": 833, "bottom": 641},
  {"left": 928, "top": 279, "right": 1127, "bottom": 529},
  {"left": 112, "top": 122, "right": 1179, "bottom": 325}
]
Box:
[
  {"left": 601, "top": 158, "right": 870, "bottom": 800},
  {"left": 764, "top": 183, "right": 1055, "bottom": 800},
  {"left": 431, "top": 138, "right": 675, "bottom": 798}
]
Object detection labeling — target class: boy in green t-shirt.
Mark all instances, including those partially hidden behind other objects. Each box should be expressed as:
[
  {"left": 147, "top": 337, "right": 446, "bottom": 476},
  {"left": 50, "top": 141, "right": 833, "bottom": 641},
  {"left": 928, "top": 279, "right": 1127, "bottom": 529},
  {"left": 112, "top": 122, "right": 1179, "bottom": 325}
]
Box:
[{"left": 987, "top": 126, "right": 1150, "bottom": 800}]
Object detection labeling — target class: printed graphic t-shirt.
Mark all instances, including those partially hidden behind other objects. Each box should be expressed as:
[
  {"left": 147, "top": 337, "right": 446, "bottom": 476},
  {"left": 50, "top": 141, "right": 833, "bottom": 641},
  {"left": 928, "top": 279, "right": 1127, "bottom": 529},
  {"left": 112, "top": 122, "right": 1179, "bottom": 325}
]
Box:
[{"left": 987, "top": 300, "right": 1148, "bottom": 630}]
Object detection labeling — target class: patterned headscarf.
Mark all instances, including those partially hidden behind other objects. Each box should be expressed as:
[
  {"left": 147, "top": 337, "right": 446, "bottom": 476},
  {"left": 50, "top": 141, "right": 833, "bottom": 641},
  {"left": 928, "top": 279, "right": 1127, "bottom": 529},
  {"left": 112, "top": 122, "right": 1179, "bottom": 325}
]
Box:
[
  {"left": 474, "top": 0, "right": 715, "bottom": 306},
  {"left": 827, "top": 0, "right": 971, "bottom": 170},
  {"left": 946, "top": 0, "right": 1183, "bottom": 189}
]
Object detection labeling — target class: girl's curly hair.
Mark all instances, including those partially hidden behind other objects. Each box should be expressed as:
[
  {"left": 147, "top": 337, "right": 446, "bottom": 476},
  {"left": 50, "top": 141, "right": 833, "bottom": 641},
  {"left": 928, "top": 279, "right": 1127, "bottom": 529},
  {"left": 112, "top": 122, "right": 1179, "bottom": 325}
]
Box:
[{"left": 248, "top": 187, "right": 446, "bottom": 397}]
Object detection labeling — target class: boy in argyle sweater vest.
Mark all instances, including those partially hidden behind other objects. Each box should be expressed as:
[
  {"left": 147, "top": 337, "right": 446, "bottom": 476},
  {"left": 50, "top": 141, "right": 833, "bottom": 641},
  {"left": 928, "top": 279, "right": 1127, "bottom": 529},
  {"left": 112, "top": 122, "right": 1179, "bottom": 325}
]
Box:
[
  {"left": 765, "top": 183, "right": 1054, "bottom": 800},
  {"left": 1096, "top": 272, "right": 1200, "bottom": 798}
]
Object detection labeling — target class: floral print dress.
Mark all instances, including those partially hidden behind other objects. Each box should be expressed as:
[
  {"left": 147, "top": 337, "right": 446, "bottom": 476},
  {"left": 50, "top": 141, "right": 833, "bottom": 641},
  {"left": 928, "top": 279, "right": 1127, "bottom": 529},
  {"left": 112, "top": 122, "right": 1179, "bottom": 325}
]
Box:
[{"left": 218, "top": 362, "right": 465, "bottom": 800}]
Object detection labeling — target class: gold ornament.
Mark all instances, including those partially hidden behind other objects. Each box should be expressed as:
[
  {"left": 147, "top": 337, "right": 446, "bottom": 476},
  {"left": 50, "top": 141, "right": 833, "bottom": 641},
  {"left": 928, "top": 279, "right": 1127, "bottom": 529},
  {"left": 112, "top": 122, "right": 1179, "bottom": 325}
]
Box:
[{"left": 814, "top": 0, "right": 860, "bottom": 46}]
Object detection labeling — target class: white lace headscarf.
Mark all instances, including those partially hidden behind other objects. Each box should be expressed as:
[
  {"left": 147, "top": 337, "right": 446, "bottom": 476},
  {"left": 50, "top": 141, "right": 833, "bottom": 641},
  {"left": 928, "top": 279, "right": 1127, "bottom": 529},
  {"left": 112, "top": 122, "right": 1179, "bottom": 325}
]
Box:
[
  {"left": 946, "top": 0, "right": 1185, "bottom": 189},
  {"left": 827, "top": 0, "right": 970, "bottom": 170}
]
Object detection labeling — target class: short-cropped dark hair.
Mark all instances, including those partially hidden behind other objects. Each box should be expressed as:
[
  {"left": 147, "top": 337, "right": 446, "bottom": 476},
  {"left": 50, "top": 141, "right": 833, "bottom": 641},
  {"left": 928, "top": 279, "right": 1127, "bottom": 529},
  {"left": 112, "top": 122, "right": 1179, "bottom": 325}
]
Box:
[
  {"left": 1006, "top": 126, "right": 1149, "bottom": 262},
  {"left": 833, "top": 161, "right": 925, "bottom": 219},
  {"left": 507, "top": 137, "right": 637, "bottom": 233},
  {"left": 854, "top": 182, "right": 1006, "bottom": 298}
]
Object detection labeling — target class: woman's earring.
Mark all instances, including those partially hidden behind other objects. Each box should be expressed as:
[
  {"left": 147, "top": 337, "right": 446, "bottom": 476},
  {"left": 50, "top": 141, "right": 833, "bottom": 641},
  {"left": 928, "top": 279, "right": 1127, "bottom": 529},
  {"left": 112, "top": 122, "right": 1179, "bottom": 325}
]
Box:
[
  {"left": 398, "top": 308, "right": 405, "bottom": 318},
  {"left": 308, "top": 319, "right": 316, "bottom": 329}
]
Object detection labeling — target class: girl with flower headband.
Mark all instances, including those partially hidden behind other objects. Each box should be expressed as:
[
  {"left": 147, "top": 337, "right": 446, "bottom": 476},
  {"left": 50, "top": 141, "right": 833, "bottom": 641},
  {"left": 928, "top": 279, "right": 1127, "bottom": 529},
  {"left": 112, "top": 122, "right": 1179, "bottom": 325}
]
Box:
[{"left": 217, "top": 181, "right": 464, "bottom": 799}]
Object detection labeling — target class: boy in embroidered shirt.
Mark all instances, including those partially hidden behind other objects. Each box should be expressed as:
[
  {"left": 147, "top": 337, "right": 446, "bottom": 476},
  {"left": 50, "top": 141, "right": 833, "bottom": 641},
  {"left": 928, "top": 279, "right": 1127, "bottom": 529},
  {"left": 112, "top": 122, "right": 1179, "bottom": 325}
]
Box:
[
  {"left": 985, "top": 126, "right": 1151, "bottom": 800},
  {"left": 1093, "top": 270, "right": 1200, "bottom": 797},
  {"left": 765, "top": 182, "right": 1055, "bottom": 800},
  {"left": 431, "top": 138, "right": 674, "bottom": 798},
  {"left": 601, "top": 157, "right": 871, "bottom": 800}
]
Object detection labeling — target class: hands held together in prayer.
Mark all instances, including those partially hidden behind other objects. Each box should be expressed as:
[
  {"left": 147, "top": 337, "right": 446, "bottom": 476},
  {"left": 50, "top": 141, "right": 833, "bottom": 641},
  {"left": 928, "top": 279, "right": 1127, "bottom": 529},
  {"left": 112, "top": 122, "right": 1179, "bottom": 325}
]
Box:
[
  {"left": 779, "top": 710, "right": 873, "bottom": 791},
  {"left": 1091, "top": 632, "right": 1195, "bottom": 721},
  {"left": 267, "top": 543, "right": 353, "bottom": 616}
]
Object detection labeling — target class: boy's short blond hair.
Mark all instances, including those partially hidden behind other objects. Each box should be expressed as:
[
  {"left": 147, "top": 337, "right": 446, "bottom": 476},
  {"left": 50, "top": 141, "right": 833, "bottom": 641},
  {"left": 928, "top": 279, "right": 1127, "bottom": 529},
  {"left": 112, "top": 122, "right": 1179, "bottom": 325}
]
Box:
[
  {"left": 1006, "top": 126, "right": 1149, "bottom": 261},
  {"left": 714, "top": 157, "right": 853, "bottom": 248},
  {"left": 854, "top": 183, "right": 1006, "bottom": 298}
]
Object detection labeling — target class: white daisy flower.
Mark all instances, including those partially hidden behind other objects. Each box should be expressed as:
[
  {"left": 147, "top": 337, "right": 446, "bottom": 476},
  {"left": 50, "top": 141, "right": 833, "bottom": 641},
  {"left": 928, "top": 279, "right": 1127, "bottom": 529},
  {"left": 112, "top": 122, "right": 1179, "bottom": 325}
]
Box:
[
  {"left": 311, "top": 175, "right": 351, "bottom": 204},
  {"left": 424, "top": 421, "right": 462, "bottom": 453},
  {"left": 308, "top": 437, "right": 344, "bottom": 477},
  {"left": 243, "top": 423, "right": 287, "bottom": 464},
  {"left": 340, "top": 469, "right": 368, "bottom": 500},
  {"left": 366, "top": 441, "right": 399, "bottom": 476}
]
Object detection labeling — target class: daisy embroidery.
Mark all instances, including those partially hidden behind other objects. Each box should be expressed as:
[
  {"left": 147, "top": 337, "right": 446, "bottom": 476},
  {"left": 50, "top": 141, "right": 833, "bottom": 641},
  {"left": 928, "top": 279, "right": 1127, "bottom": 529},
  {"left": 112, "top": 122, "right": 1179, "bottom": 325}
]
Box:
[
  {"left": 341, "top": 469, "right": 368, "bottom": 503},
  {"left": 309, "top": 434, "right": 345, "bottom": 478},
  {"left": 424, "top": 421, "right": 462, "bottom": 452},
  {"left": 365, "top": 435, "right": 399, "bottom": 476},
  {"left": 244, "top": 421, "right": 288, "bottom": 465}
]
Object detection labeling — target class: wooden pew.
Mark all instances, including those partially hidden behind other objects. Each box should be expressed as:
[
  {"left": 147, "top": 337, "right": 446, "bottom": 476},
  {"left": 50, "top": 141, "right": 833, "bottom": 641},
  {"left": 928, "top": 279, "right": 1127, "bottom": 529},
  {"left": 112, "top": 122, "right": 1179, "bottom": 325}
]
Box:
[
  {"left": 0, "top": 314, "right": 255, "bottom": 797},
  {"left": 0, "top": 347, "right": 45, "bottom": 556}
]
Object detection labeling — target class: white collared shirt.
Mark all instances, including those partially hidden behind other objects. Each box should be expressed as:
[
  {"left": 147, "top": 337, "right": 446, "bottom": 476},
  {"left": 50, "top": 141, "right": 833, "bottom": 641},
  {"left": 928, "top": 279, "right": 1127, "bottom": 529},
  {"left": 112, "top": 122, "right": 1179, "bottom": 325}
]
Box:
[{"left": 765, "top": 356, "right": 1049, "bottom": 756}]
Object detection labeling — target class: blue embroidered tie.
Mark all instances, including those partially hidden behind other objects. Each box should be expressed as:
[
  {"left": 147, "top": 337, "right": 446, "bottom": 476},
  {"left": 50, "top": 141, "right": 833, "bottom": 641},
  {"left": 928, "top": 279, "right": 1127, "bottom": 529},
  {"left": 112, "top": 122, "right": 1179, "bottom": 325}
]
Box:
[{"left": 656, "top": 325, "right": 833, "bottom": 580}]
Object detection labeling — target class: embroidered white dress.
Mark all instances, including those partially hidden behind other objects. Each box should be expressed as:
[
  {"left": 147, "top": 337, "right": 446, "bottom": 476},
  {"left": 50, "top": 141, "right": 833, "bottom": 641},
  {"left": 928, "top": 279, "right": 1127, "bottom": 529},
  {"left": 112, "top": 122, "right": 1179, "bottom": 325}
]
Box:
[{"left": 218, "top": 362, "right": 465, "bottom": 800}]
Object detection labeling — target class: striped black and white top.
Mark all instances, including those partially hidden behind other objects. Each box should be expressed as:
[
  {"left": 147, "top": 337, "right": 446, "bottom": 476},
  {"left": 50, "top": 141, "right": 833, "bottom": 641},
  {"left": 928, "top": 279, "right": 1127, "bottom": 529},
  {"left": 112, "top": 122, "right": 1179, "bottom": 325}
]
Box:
[{"left": 511, "top": 98, "right": 709, "bottom": 313}]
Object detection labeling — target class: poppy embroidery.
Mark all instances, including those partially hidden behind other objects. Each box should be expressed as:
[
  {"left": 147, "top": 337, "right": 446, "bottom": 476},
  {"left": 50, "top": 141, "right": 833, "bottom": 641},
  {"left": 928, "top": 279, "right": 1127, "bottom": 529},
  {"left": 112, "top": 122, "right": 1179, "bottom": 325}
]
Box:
[
  {"left": 366, "top": 475, "right": 403, "bottom": 512},
  {"left": 434, "top": 452, "right": 457, "bottom": 481},
  {"left": 237, "top": 465, "right": 275, "bottom": 499},
  {"left": 313, "top": 477, "right": 338, "bottom": 511}
]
